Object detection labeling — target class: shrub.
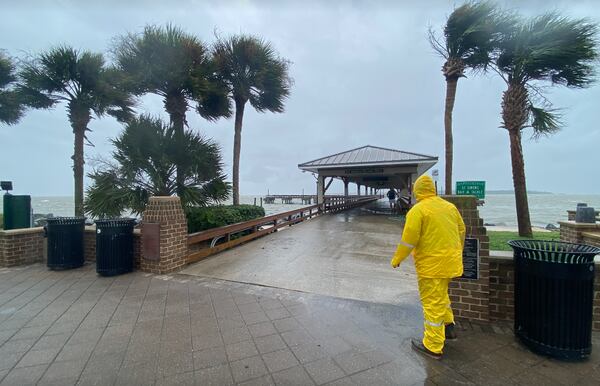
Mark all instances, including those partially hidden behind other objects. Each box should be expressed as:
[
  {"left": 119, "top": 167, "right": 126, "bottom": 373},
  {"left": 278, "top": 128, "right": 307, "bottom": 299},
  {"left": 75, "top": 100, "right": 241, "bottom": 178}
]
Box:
[{"left": 187, "top": 205, "right": 265, "bottom": 233}]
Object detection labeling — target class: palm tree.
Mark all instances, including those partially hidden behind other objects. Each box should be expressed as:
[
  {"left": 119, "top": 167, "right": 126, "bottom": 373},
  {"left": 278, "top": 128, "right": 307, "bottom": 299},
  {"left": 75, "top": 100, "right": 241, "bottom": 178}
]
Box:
[
  {"left": 212, "top": 34, "right": 292, "bottom": 205},
  {"left": 495, "top": 13, "right": 597, "bottom": 237},
  {"left": 18, "top": 46, "right": 134, "bottom": 216},
  {"left": 429, "top": 1, "right": 514, "bottom": 195},
  {"left": 0, "top": 52, "right": 24, "bottom": 124},
  {"left": 113, "top": 24, "right": 230, "bottom": 197},
  {"left": 85, "top": 115, "right": 229, "bottom": 217}
]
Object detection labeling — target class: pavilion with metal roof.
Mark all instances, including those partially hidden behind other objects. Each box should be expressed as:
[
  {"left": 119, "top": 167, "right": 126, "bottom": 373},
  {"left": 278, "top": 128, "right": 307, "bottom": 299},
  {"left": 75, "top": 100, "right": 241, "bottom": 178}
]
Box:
[{"left": 298, "top": 145, "right": 438, "bottom": 204}]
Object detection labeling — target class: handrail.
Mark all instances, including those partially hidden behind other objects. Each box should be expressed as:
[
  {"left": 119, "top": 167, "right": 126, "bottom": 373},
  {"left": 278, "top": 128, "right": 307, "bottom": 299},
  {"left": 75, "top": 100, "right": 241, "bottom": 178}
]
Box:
[
  {"left": 187, "top": 204, "right": 320, "bottom": 244},
  {"left": 186, "top": 195, "right": 378, "bottom": 263}
]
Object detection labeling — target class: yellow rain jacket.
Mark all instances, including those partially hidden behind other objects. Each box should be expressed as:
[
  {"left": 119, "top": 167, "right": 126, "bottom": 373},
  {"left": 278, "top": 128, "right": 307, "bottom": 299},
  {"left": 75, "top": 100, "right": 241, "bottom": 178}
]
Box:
[{"left": 390, "top": 175, "right": 465, "bottom": 278}]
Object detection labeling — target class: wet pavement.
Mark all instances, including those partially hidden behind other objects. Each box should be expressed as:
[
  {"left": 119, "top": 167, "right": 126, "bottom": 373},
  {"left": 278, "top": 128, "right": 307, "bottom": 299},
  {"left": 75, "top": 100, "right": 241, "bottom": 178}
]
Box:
[
  {"left": 183, "top": 202, "right": 420, "bottom": 305},
  {"left": 0, "top": 263, "right": 598, "bottom": 385}
]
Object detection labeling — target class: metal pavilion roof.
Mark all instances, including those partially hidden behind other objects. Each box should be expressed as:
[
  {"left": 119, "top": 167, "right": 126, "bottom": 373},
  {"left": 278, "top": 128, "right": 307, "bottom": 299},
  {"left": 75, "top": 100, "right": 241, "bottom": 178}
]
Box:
[{"left": 298, "top": 145, "right": 437, "bottom": 172}]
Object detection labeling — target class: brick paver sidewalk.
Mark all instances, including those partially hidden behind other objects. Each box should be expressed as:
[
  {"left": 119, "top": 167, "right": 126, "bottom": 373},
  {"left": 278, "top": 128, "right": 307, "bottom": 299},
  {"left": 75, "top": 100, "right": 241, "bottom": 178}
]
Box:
[{"left": 0, "top": 263, "right": 598, "bottom": 385}]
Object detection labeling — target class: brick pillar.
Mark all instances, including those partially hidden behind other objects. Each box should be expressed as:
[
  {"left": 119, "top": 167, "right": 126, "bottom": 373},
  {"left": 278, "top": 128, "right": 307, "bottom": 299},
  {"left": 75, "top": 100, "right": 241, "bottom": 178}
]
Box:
[
  {"left": 141, "top": 196, "right": 187, "bottom": 274},
  {"left": 442, "top": 195, "right": 490, "bottom": 322}
]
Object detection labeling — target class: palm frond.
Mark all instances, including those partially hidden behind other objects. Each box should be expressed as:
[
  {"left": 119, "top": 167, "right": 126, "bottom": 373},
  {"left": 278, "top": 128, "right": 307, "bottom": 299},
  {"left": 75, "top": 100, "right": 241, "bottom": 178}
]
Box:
[
  {"left": 113, "top": 23, "right": 229, "bottom": 122},
  {"left": 0, "top": 52, "right": 25, "bottom": 124},
  {"left": 85, "top": 115, "right": 230, "bottom": 218},
  {"left": 529, "top": 105, "right": 562, "bottom": 138},
  {"left": 497, "top": 13, "right": 598, "bottom": 86},
  {"left": 212, "top": 34, "right": 292, "bottom": 112},
  {"left": 436, "top": 1, "right": 517, "bottom": 72}
]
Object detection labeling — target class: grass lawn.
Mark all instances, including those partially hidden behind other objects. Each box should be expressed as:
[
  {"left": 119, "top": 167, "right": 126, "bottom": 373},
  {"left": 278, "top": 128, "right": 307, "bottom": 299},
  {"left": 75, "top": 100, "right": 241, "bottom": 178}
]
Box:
[{"left": 488, "top": 230, "right": 561, "bottom": 251}]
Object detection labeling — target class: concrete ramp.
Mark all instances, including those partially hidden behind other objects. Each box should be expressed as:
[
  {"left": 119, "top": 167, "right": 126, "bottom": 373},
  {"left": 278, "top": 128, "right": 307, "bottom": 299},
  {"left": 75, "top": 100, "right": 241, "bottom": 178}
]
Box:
[{"left": 182, "top": 203, "right": 420, "bottom": 305}]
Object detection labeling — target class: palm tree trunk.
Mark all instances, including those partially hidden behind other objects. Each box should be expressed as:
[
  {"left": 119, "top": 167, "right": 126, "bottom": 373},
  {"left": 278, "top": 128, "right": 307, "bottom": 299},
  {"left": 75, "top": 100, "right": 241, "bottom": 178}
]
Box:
[
  {"left": 508, "top": 129, "right": 532, "bottom": 237},
  {"left": 444, "top": 77, "right": 458, "bottom": 195},
  {"left": 165, "top": 93, "right": 187, "bottom": 197},
  {"left": 502, "top": 83, "right": 532, "bottom": 238},
  {"left": 69, "top": 106, "right": 91, "bottom": 217},
  {"left": 232, "top": 100, "right": 245, "bottom": 206}
]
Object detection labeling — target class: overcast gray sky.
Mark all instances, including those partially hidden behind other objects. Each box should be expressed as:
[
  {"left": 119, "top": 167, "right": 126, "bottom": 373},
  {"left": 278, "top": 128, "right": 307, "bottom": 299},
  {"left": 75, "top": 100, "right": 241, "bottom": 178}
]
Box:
[{"left": 1, "top": 0, "right": 599, "bottom": 196}]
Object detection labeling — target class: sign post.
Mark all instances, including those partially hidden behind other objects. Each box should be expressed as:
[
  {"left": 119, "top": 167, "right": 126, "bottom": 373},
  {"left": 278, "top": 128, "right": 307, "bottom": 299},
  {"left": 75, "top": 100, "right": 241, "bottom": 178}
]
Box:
[
  {"left": 431, "top": 169, "right": 439, "bottom": 195},
  {"left": 456, "top": 181, "right": 486, "bottom": 199}
]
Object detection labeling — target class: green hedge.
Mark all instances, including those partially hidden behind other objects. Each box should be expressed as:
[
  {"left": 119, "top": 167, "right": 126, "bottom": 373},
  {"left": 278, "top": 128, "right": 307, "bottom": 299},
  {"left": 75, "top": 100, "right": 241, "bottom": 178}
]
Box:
[{"left": 186, "top": 205, "right": 265, "bottom": 233}]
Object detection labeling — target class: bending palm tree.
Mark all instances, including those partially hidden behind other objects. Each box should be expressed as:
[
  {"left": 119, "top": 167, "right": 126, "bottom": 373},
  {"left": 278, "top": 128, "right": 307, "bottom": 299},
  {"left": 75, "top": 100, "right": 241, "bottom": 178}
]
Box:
[
  {"left": 495, "top": 14, "right": 597, "bottom": 237},
  {"left": 429, "top": 1, "right": 513, "bottom": 194},
  {"left": 212, "top": 34, "right": 292, "bottom": 205},
  {"left": 0, "top": 52, "right": 24, "bottom": 124},
  {"left": 114, "top": 24, "right": 230, "bottom": 197},
  {"left": 19, "top": 46, "right": 133, "bottom": 216}
]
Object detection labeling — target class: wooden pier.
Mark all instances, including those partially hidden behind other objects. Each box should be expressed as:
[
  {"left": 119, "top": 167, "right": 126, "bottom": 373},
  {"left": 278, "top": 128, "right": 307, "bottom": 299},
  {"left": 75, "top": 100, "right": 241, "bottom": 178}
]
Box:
[
  {"left": 263, "top": 195, "right": 317, "bottom": 204},
  {"left": 263, "top": 194, "right": 380, "bottom": 205}
]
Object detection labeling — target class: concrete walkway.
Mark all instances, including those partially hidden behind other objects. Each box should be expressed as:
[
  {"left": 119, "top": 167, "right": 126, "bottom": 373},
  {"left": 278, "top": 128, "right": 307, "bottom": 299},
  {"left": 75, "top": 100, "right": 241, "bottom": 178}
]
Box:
[
  {"left": 183, "top": 203, "right": 420, "bottom": 305},
  {"left": 0, "top": 263, "right": 598, "bottom": 385}
]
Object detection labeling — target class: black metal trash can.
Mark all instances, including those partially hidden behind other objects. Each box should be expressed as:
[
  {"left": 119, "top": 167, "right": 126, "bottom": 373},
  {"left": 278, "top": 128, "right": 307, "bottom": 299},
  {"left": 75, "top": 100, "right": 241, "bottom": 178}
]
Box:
[
  {"left": 95, "top": 218, "right": 136, "bottom": 276},
  {"left": 508, "top": 239, "right": 599, "bottom": 360},
  {"left": 45, "top": 217, "right": 85, "bottom": 270}
]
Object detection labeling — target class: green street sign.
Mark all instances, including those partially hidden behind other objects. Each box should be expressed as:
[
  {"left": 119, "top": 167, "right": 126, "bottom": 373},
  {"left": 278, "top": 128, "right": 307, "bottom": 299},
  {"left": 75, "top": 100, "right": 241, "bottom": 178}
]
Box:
[{"left": 456, "top": 181, "right": 485, "bottom": 199}]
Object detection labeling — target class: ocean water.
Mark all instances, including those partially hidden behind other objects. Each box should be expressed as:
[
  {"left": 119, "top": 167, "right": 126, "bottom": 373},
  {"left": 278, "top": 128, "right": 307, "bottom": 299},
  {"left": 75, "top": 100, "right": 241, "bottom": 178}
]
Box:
[
  {"left": 2, "top": 194, "right": 599, "bottom": 227},
  {"left": 479, "top": 194, "right": 600, "bottom": 228},
  {"left": 0, "top": 195, "right": 307, "bottom": 218}
]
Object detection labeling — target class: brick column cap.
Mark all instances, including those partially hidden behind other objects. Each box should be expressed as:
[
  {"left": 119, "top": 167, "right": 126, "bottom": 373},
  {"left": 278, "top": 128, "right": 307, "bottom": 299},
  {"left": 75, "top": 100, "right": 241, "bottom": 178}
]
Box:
[
  {"left": 148, "top": 196, "right": 181, "bottom": 203},
  {"left": 0, "top": 227, "right": 44, "bottom": 236},
  {"left": 558, "top": 221, "right": 600, "bottom": 229}
]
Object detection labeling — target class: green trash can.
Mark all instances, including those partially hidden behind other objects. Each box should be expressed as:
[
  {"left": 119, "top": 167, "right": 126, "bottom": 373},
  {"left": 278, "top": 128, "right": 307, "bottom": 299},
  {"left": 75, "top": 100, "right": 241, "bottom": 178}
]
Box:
[
  {"left": 45, "top": 217, "right": 85, "bottom": 270},
  {"left": 3, "top": 194, "right": 31, "bottom": 230},
  {"left": 508, "top": 239, "right": 599, "bottom": 360}
]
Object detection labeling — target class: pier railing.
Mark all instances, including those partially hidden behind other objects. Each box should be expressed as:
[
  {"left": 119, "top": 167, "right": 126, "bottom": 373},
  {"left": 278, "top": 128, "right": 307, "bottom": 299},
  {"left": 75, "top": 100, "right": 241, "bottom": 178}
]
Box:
[{"left": 186, "top": 195, "right": 378, "bottom": 263}]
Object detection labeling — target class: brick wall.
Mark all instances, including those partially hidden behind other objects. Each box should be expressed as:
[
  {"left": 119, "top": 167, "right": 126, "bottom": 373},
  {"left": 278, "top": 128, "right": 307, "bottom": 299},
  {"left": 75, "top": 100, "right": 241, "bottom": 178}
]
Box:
[
  {"left": 442, "top": 195, "right": 490, "bottom": 322},
  {"left": 141, "top": 196, "right": 187, "bottom": 274},
  {"left": 489, "top": 255, "right": 514, "bottom": 322},
  {"left": 0, "top": 228, "right": 45, "bottom": 267},
  {"left": 83, "top": 226, "right": 142, "bottom": 269},
  {"left": 84, "top": 227, "right": 96, "bottom": 261}
]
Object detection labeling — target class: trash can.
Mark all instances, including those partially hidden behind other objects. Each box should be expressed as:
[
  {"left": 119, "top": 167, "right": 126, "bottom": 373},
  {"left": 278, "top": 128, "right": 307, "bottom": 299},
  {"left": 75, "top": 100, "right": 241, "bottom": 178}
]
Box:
[
  {"left": 45, "top": 217, "right": 85, "bottom": 270},
  {"left": 95, "top": 218, "right": 136, "bottom": 276},
  {"left": 508, "top": 239, "right": 599, "bottom": 360},
  {"left": 3, "top": 194, "right": 31, "bottom": 230}
]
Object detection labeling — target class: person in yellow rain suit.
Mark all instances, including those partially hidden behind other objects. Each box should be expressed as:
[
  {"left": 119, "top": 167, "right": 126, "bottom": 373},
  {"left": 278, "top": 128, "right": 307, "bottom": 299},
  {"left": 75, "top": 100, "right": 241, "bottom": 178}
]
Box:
[{"left": 391, "top": 175, "right": 465, "bottom": 359}]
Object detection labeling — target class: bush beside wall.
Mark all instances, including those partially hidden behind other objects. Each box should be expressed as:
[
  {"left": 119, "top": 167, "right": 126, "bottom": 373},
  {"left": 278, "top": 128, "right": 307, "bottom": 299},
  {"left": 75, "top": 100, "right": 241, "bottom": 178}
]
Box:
[{"left": 187, "top": 205, "right": 265, "bottom": 233}]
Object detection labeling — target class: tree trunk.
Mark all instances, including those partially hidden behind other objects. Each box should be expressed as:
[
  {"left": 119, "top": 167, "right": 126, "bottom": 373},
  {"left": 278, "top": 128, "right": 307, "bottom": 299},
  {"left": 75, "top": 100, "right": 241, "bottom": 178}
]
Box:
[
  {"left": 444, "top": 77, "right": 458, "bottom": 195},
  {"left": 69, "top": 106, "right": 91, "bottom": 217},
  {"left": 502, "top": 83, "right": 532, "bottom": 237},
  {"left": 232, "top": 100, "right": 245, "bottom": 206},
  {"left": 508, "top": 129, "right": 532, "bottom": 237},
  {"left": 165, "top": 93, "right": 187, "bottom": 197}
]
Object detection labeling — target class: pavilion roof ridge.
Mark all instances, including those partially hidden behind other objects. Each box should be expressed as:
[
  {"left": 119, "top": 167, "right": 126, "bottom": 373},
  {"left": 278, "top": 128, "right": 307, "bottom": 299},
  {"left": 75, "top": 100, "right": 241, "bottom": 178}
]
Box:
[{"left": 298, "top": 145, "right": 437, "bottom": 169}]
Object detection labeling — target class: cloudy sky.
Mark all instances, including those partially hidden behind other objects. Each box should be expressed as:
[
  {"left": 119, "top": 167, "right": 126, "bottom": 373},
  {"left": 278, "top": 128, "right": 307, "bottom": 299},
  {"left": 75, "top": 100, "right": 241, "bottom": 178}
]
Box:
[{"left": 1, "top": 0, "right": 599, "bottom": 197}]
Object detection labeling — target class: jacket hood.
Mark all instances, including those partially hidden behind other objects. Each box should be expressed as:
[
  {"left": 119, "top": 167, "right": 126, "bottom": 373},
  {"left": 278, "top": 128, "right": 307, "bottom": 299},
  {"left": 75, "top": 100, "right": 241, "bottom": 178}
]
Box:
[{"left": 414, "top": 175, "right": 436, "bottom": 202}]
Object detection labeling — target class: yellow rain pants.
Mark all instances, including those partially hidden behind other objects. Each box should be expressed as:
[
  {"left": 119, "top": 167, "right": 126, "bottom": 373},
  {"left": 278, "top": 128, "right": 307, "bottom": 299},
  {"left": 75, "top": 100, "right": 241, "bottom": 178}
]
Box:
[{"left": 418, "top": 277, "right": 454, "bottom": 354}]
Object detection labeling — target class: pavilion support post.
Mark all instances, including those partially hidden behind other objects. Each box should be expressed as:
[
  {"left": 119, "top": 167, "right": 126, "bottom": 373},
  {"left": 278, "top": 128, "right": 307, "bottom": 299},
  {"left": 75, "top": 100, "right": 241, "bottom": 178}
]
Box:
[
  {"left": 317, "top": 174, "right": 325, "bottom": 205},
  {"left": 357, "top": 183, "right": 361, "bottom": 196},
  {"left": 343, "top": 178, "right": 349, "bottom": 197}
]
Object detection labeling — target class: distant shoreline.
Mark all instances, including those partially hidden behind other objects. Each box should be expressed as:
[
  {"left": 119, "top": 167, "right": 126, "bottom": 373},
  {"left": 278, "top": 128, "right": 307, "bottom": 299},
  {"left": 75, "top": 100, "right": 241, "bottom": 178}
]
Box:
[{"left": 486, "top": 190, "right": 553, "bottom": 195}]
